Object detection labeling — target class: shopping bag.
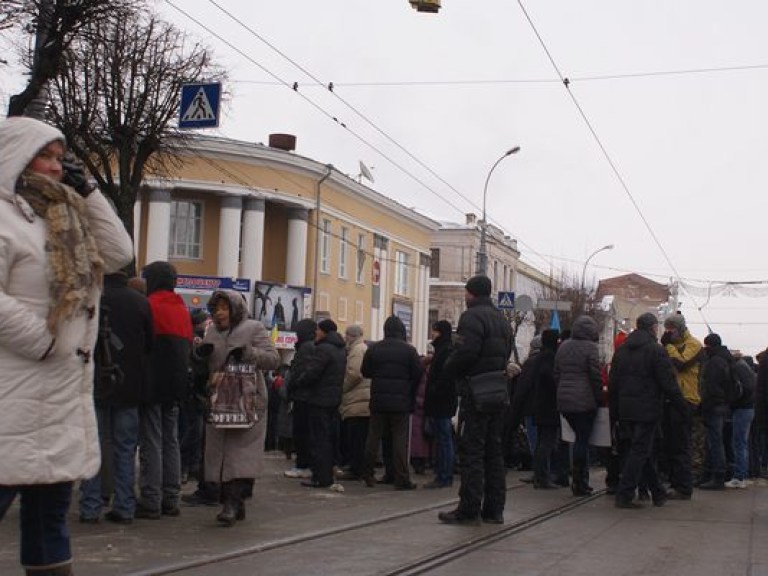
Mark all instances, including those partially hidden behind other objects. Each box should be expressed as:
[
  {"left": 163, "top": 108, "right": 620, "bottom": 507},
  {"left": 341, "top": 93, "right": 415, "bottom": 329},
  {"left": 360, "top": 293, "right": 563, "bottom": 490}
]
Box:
[
  {"left": 559, "top": 407, "right": 611, "bottom": 447},
  {"left": 208, "top": 363, "right": 258, "bottom": 429}
]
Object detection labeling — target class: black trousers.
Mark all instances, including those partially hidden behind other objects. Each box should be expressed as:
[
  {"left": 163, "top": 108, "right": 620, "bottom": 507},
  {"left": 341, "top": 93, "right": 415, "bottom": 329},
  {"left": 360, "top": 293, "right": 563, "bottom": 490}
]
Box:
[
  {"left": 457, "top": 404, "right": 506, "bottom": 518},
  {"left": 308, "top": 405, "right": 337, "bottom": 486},
  {"left": 364, "top": 413, "right": 411, "bottom": 486},
  {"left": 617, "top": 420, "right": 664, "bottom": 502},
  {"left": 341, "top": 416, "right": 369, "bottom": 478},
  {"left": 533, "top": 425, "right": 559, "bottom": 483},
  {"left": 292, "top": 400, "right": 311, "bottom": 470},
  {"left": 664, "top": 402, "right": 695, "bottom": 495}
]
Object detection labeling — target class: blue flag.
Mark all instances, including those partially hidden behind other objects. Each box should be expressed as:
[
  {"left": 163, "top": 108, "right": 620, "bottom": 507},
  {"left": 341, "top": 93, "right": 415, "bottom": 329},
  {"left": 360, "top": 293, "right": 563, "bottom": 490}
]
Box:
[{"left": 550, "top": 310, "right": 561, "bottom": 331}]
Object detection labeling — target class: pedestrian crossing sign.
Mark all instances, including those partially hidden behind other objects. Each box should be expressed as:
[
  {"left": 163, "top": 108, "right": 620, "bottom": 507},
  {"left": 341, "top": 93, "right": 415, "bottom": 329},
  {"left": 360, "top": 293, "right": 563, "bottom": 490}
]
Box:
[
  {"left": 179, "top": 82, "right": 221, "bottom": 129},
  {"left": 497, "top": 291, "right": 515, "bottom": 309}
]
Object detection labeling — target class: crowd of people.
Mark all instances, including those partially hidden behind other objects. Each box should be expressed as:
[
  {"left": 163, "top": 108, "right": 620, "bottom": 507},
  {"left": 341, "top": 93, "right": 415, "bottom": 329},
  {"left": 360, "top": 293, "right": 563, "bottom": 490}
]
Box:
[{"left": 1, "top": 117, "right": 765, "bottom": 574}]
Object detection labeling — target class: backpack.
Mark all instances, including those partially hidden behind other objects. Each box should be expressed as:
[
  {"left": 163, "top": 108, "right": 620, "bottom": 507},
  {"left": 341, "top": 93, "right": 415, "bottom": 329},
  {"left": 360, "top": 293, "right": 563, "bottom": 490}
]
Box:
[{"left": 93, "top": 304, "right": 125, "bottom": 402}]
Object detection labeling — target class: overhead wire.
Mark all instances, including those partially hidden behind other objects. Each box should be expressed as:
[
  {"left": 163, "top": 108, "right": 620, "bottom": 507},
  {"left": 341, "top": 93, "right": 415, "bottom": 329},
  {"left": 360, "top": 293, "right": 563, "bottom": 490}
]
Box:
[
  {"left": 515, "top": 0, "right": 712, "bottom": 330},
  {"left": 179, "top": 0, "right": 561, "bottom": 275}
]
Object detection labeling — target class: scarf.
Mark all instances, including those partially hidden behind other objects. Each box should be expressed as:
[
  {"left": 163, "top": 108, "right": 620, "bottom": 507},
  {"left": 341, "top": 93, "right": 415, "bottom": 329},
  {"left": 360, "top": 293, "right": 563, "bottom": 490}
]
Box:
[{"left": 15, "top": 171, "right": 104, "bottom": 334}]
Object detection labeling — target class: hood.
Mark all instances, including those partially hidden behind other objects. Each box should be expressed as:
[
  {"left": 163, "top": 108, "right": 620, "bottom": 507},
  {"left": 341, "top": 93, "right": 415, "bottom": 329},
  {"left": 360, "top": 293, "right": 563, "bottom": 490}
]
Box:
[
  {"left": 571, "top": 316, "right": 599, "bottom": 342},
  {"left": 384, "top": 315, "right": 407, "bottom": 340},
  {"left": 294, "top": 318, "right": 318, "bottom": 345},
  {"left": 0, "top": 117, "right": 66, "bottom": 201},
  {"left": 208, "top": 289, "right": 248, "bottom": 326},
  {"left": 321, "top": 330, "right": 346, "bottom": 349},
  {"left": 143, "top": 261, "right": 178, "bottom": 295}
]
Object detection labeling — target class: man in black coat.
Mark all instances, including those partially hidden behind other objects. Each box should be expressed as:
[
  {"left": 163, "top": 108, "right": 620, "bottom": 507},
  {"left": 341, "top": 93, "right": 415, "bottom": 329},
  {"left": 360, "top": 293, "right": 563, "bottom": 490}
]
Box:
[
  {"left": 698, "top": 333, "right": 735, "bottom": 490},
  {"left": 530, "top": 330, "right": 561, "bottom": 489},
  {"left": 79, "top": 272, "right": 153, "bottom": 524},
  {"left": 438, "top": 275, "right": 513, "bottom": 525},
  {"left": 294, "top": 319, "right": 346, "bottom": 488},
  {"left": 609, "top": 313, "right": 688, "bottom": 508},
  {"left": 283, "top": 318, "right": 317, "bottom": 480},
  {"left": 423, "top": 320, "right": 457, "bottom": 488},
  {"left": 361, "top": 315, "right": 423, "bottom": 490}
]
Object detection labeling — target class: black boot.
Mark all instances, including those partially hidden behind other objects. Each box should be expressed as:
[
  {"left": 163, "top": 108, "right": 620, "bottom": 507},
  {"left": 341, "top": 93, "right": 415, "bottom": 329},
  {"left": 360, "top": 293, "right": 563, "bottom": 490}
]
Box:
[
  {"left": 216, "top": 502, "right": 237, "bottom": 526},
  {"left": 217, "top": 479, "right": 244, "bottom": 526}
]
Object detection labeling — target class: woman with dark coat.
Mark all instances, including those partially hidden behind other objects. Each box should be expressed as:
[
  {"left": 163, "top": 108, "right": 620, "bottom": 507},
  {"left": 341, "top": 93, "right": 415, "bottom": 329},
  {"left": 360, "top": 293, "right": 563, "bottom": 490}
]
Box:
[
  {"left": 555, "top": 316, "right": 602, "bottom": 496},
  {"left": 200, "top": 290, "right": 279, "bottom": 526},
  {"left": 531, "top": 330, "right": 560, "bottom": 489},
  {"left": 424, "top": 320, "right": 457, "bottom": 488}
]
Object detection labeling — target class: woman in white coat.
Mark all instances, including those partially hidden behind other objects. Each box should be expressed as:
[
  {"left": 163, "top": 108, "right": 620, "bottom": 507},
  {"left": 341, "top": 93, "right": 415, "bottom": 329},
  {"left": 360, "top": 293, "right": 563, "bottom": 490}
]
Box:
[{"left": 0, "top": 117, "right": 133, "bottom": 576}]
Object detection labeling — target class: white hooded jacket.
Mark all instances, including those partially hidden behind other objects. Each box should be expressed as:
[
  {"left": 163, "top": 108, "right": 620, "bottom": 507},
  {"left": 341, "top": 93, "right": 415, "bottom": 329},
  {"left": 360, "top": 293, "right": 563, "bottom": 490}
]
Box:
[{"left": 0, "top": 117, "right": 134, "bottom": 485}]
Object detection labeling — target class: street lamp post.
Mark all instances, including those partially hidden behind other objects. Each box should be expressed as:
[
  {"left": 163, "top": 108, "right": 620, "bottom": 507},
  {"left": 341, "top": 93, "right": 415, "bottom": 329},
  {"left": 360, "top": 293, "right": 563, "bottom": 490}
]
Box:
[
  {"left": 580, "top": 244, "right": 614, "bottom": 311},
  {"left": 477, "top": 146, "right": 521, "bottom": 276}
]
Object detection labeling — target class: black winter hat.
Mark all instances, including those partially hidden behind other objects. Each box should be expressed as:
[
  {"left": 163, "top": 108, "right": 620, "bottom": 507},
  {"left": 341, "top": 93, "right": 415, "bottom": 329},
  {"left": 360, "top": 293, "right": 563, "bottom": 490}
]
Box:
[
  {"left": 143, "top": 261, "right": 177, "bottom": 295},
  {"left": 465, "top": 275, "right": 492, "bottom": 297},
  {"left": 704, "top": 333, "right": 722, "bottom": 348},
  {"left": 432, "top": 320, "right": 452, "bottom": 339},
  {"left": 294, "top": 318, "right": 318, "bottom": 344},
  {"left": 318, "top": 318, "right": 338, "bottom": 334},
  {"left": 541, "top": 329, "right": 559, "bottom": 351},
  {"left": 636, "top": 312, "right": 659, "bottom": 330}
]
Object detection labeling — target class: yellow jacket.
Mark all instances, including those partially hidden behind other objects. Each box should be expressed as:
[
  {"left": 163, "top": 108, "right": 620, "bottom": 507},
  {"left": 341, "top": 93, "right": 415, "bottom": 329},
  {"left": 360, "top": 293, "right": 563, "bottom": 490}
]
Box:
[{"left": 665, "top": 330, "right": 703, "bottom": 405}]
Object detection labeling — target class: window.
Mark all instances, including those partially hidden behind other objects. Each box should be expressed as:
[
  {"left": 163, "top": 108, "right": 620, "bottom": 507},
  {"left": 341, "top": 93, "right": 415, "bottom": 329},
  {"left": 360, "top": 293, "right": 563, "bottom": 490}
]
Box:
[
  {"left": 430, "top": 248, "right": 440, "bottom": 279},
  {"left": 338, "top": 297, "right": 348, "bottom": 321},
  {"left": 356, "top": 234, "right": 366, "bottom": 284},
  {"left": 395, "top": 250, "right": 409, "bottom": 296},
  {"left": 320, "top": 219, "right": 331, "bottom": 274},
  {"left": 355, "top": 300, "right": 364, "bottom": 324},
  {"left": 339, "top": 227, "right": 348, "bottom": 279},
  {"left": 169, "top": 200, "right": 202, "bottom": 259}
]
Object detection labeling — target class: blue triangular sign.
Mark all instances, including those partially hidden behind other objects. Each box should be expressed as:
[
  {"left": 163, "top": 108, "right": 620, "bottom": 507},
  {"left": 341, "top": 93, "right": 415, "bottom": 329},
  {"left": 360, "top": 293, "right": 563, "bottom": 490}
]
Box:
[{"left": 550, "top": 310, "right": 561, "bottom": 331}]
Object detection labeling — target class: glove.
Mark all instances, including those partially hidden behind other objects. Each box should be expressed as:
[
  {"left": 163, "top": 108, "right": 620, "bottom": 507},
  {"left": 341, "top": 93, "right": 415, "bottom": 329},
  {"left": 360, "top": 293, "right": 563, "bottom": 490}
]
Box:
[
  {"left": 660, "top": 331, "right": 672, "bottom": 346},
  {"left": 61, "top": 154, "right": 95, "bottom": 197},
  {"left": 229, "top": 346, "right": 245, "bottom": 362},
  {"left": 196, "top": 343, "right": 214, "bottom": 358}
]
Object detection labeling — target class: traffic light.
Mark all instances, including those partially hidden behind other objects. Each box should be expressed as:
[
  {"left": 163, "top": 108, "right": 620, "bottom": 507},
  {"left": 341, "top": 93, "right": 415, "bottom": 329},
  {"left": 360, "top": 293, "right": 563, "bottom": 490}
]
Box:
[{"left": 409, "top": 0, "right": 441, "bottom": 13}]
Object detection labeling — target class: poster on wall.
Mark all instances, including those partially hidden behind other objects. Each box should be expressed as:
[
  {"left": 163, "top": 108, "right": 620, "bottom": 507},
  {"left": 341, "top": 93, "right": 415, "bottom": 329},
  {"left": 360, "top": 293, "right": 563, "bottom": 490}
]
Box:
[
  {"left": 392, "top": 300, "right": 413, "bottom": 342},
  {"left": 254, "top": 282, "right": 312, "bottom": 349},
  {"left": 175, "top": 275, "right": 251, "bottom": 311}
]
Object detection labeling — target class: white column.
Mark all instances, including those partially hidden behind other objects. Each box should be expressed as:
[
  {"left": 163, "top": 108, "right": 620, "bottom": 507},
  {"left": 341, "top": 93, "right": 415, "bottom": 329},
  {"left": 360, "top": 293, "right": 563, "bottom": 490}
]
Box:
[
  {"left": 415, "top": 256, "right": 429, "bottom": 353},
  {"left": 285, "top": 207, "right": 309, "bottom": 286},
  {"left": 217, "top": 195, "right": 243, "bottom": 278},
  {"left": 241, "top": 198, "right": 265, "bottom": 282},
  {"left": 133, "top": 194, "right": 142, "bottom": 263},
  {"left": 145, "top": 188, "right": 171, "bottom": 263}
]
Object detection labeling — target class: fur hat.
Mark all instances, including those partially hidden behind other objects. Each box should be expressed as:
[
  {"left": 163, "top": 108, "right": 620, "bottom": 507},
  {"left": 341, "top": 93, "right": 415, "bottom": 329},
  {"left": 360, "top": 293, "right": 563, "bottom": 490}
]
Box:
[
  {"left": 465, "top": 274, "right": 492, "bottom": 297},
  {"left": 345, "top": 324, "right": 363, "bottom": 338},
  {"left": 664, "top": 313, "right": 687, "bottom": 333},
  {"left": 318, "top": 318, "right": 338, "bottom": 334}
]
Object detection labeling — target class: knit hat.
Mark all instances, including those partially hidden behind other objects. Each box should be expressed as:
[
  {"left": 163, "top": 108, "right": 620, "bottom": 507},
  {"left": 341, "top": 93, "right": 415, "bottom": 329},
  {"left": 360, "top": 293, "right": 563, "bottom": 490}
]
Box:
[
  {"left": 636, "top": 312, "right": 658, "bottom": 331},
  {"left": 465, "top": 274, "right": 492, "bottom": 297},
  {"left": 317, "top": 318, "right": 337, "bottom": 334},
  {"left": 704, "top": 333, "right": 722, "bottom": 348},
  {"left": 345, "top": 324, "right": 363, "bottom": 338},
  {"left": 143, "top": 261, "right": 178, "bottom": 295},
  {"left": 664, "top": 313, "right": 687, "bottom": 332}
]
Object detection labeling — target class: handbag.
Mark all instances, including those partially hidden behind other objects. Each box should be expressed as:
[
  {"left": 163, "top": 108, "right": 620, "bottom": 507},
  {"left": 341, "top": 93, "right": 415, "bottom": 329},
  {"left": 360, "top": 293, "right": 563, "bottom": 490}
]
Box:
[
  {"left": 208, "top": 362, "right": 259, "bottom": 429},
  {"left": 467, "top": 370, "right": 509, "bottom": 413}
]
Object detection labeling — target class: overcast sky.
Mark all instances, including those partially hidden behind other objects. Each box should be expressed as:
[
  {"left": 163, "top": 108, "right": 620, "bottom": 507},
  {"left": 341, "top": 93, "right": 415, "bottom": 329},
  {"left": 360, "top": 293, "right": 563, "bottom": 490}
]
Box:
[{"left": 3, "top": 0, "right": 768, "bottom": 353}]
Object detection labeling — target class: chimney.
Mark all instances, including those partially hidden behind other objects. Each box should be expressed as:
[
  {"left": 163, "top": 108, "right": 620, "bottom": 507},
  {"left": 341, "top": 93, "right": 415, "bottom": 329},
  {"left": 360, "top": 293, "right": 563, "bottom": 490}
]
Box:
[
  {"left": 268, "top": 133, "right": 297, "bottom": 152},
  {"left": 466, "top": 213, "right": 477, "bottom": 226}
]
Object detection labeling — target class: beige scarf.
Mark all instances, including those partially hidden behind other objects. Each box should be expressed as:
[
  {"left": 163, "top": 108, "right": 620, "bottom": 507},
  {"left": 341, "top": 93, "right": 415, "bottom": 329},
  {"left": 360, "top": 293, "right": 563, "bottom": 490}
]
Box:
[{"left": 15, "top": 171, "right": 104, "bottom": 334}]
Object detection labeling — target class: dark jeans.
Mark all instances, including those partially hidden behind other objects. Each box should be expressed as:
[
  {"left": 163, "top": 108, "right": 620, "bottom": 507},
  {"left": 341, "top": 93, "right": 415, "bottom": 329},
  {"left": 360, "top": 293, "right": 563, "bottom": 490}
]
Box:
[
  {"left": 292, "top": 400, "right": 311, "bottom": 470},
  {"left": 0, "top": 482, "right": 73, "bottom": 568},
  {"left": 179, "top": 398, "right": 205, "bottom": 476},
  {"left": 364, "top": 413, "right": 411, "bottom": 486},
  {"left": 80, "top": 406, "right": 139, "bottom": 519},
  {"left": 563, "top": 411, "right": 596, "bottom": 488},
  {"left": 732, "top": 408, "right": 754, "bottom": 481},
  {"left": 533, "top": 425, "right": 559, "bottom": 484},
  {"left": 617, "top": 421, "right": 664, "bottom": 502},
  {"left": 457, "top": 405, "right": 506, "bottom": 518},
  {"left": 704, "top": 405, "right": 728, "bottom": 479},
  {"left": 308, "top": 405, "right": 337, "bottom": 486},
  {"left": 432, "top": 417, "right": 455, "bottom": 485},
  {"left": 664, "top": 401, "right": 695, "bottom": 495},
  {"left": 341, "top": 416, "right": 369, "bottom": 478}
]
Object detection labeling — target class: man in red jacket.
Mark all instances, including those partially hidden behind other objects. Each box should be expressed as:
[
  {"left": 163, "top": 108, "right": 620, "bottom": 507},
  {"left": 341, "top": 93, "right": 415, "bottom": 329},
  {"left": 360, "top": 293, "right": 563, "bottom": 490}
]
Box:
[{"left": 136, "top": 261, "right": 192, "bottom": 518}]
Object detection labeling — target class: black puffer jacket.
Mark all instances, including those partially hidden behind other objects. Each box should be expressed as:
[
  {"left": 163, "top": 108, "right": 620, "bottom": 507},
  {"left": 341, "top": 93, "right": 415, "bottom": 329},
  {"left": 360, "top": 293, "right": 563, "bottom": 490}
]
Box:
[
  {"left": 444, "top": 295, "right": 513, "bottom": 384},
  {"left": 731, "top": 358, "right": 756, "bottom": 410},
  {"left": 532, "top": 348, "right": 559, "bottom": 426},
  {"left": 424, "top": 332, "right": 457, "bottom": 418},
  {"left": 555, "top": 316, "right": 602, "bottom": 414},
  {"left": 608, "top": 328, "right": 686, "bottom": 422},
  {"left": 297, "top": 330, "right": 346, "bottom": 408},
  {"left": 362, "top": 316, "right": 422, "bottom": 413},
  {"left": 700, "top": 345, "right": 735, "bottom": 414},
  {"left": 287, "top": 319, "right": 317, "bottom": 403}
]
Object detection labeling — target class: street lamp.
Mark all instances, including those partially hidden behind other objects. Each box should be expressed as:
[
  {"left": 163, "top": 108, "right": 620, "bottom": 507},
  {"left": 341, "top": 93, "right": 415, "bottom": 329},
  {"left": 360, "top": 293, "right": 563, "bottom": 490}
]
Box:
[
  {"left": 477, "top": 145, "right": 521, "bottom": 276},
  {"left": 580, "top": 244, "right": 614, "bottom": 307}
]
